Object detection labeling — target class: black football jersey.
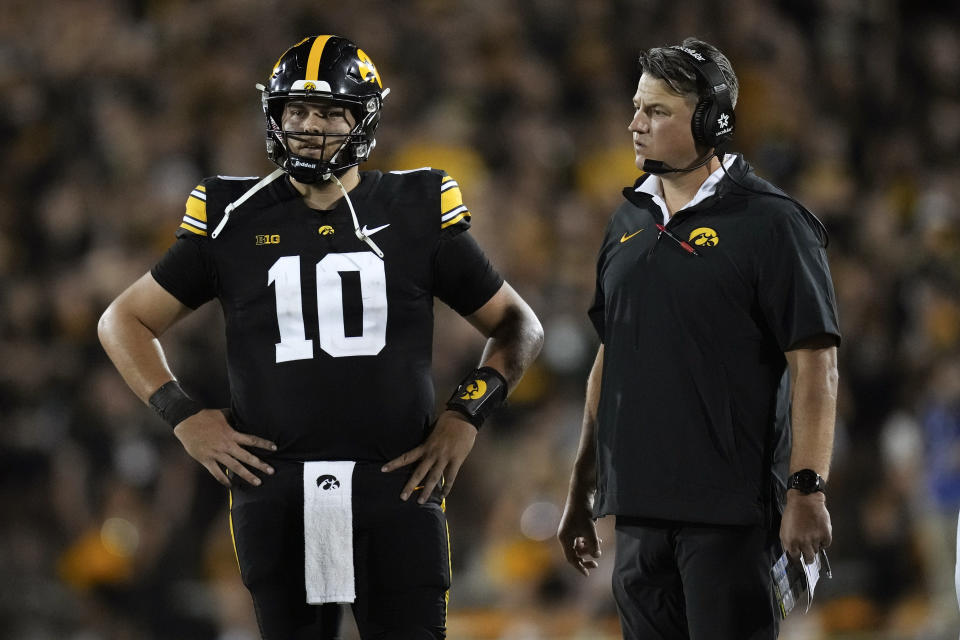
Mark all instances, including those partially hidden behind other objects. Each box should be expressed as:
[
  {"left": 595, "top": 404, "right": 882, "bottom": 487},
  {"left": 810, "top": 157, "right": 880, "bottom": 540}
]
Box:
[{"left": 151, "top": 168, "right": 503, "bottom": 462}]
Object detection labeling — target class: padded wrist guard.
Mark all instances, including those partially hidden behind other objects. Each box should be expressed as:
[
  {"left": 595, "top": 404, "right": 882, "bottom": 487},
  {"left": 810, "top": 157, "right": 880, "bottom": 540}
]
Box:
[
  {"left": 149, "top": 380, "right": 204, "bottom": 429},
  {"left": 445, "top": 366, "right": 508, "bottom": 429}
]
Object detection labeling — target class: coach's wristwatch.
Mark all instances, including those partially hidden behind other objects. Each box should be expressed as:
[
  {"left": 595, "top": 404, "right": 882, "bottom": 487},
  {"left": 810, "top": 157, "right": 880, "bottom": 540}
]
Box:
[{"left": 787, "top": 469, "right": 826, "bottom": 494}]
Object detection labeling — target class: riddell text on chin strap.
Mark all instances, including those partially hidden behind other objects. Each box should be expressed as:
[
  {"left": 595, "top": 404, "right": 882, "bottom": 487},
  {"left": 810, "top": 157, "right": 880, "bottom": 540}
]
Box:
[{"left": 642, "top": 152, "right": 717, "bottom": 175}]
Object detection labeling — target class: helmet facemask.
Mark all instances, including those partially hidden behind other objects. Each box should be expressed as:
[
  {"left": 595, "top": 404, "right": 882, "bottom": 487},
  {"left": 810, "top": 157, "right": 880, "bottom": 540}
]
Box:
[{"left": 263, "top": 91, "right": 382, "bottom": 183}]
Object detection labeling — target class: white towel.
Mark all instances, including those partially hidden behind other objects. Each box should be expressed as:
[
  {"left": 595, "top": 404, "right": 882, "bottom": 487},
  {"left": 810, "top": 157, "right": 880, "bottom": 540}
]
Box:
[{"left": 303, "top": 461, "right": 356, "bottom": 604}]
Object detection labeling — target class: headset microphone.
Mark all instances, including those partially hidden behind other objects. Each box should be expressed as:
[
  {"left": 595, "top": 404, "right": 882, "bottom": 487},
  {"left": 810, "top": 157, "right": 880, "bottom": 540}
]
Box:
[{"left": 642, "top": 152, "right": 716, "bottom": 175}]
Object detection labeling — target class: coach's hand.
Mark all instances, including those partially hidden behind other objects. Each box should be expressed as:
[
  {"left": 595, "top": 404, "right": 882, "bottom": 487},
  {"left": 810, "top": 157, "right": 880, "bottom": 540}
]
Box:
[
  {"left": 780, "top": 490, "right": 832, "bottom": 563},
  {"left": 381, "top": 410, "right": 477, "bottom": 504},
  {"left": 558, "top": 492, "right": 602, "bottom": 576},
  {"left": 174, "top": 409, "right": 277, "bottom": 488}
]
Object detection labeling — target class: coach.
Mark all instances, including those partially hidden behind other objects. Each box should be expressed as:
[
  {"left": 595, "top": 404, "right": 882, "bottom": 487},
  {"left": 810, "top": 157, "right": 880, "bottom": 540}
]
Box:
[{"left": 557, "top": 38, "right": 840, "bottom": 639}]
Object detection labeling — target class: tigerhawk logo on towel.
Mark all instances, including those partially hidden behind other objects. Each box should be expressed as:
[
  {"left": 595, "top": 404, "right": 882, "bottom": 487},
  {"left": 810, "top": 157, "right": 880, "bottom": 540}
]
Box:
[{"left": 316, "top": 475, "right": 341, "bottom": 490}]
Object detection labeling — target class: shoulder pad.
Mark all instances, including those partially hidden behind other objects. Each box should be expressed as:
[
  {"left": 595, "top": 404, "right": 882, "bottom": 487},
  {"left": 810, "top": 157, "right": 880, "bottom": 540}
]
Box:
[{"left": 176, "top": 176, "right": 260, "bottom": 239}]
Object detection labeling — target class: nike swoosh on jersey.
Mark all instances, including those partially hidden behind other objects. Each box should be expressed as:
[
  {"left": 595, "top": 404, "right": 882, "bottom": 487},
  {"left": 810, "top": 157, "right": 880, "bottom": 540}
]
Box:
[
  {"left": 620, "top": 229, "right": 644, "bottom": 243},
  {"left": 360, "top": 223, "right": 390, "bottom": 236}
]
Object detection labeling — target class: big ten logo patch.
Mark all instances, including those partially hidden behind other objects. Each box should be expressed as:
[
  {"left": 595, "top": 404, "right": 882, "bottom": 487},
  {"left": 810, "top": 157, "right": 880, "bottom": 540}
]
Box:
[{"left": 256, "top": 234, "right": 281, "bottom": 245}]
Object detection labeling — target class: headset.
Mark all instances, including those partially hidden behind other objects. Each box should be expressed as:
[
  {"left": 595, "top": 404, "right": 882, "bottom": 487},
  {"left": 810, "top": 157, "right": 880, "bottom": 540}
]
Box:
[
  {"left": 641, "top": 45, "right": 735, "bottom": 174},
  {"left": 671, "top": 45, "right": 736, "bottom": 149}
]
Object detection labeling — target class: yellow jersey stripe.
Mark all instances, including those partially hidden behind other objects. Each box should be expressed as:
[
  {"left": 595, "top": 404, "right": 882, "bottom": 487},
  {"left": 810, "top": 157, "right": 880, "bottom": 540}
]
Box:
[
  {"left": 228, "top": 488, "right": 241, "bottom": 572},
  {"left": 185, "top": 192, "right": 207, "bottom": 223},
  {"left": 306, "top": 35, "right": 333, "bottom": 81},
  {"left": 440, "top": 185, "right": 465, "bottom": 215},
  {"left": 442, "top": 204, "right": 468, "bottom": 221},
  {"left": 183, "top": 214, "right": 207, "bottom": 230},
  {"left": 443, "top": 498, "right": 451, "bottom": 611},
  {"left": 439, "top": 173, "right": 469, "bottom": 228},
  {"left": 195, "top": 184, "right": 206, "bottom": 193},
  {"left": 440, "top": 212, "right": 470, "bottom": 229},
  {"left": 179, "top": 221, "right": 208, "bottom": 236}
]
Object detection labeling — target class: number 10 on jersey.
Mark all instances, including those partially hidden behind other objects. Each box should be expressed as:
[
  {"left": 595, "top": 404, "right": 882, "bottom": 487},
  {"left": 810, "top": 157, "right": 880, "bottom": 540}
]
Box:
[{"left": 268, "top": 252, "right": 388, "bottom": 361}]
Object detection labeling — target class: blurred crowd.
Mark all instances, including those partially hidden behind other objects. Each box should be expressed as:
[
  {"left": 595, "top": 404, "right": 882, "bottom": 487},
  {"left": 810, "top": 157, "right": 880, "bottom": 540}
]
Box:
[{"left": 2, "top": 0, "right": 959, "bottom": 638}]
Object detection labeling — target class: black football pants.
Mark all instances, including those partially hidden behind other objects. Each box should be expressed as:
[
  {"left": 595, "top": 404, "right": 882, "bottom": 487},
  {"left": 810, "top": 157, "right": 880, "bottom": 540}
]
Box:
[
  {"left": 229, "top": 460, "right": 450, "bottom": 640},
  {"left": 613, "top": 517, "right": 780, "bottom": 640}
]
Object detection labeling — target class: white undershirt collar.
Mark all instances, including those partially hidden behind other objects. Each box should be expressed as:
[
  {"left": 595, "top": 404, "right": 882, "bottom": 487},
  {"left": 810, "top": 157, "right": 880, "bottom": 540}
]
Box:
[{"left": 635, "top": 154, "right": 737, "bottom": 224}]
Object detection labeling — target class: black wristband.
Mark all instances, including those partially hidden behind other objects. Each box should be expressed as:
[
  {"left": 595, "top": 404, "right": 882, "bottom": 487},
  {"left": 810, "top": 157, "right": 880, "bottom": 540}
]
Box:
[
  {"left": 148, "top": 380, "right": 204, "bottom": 429},
  {"left": 446, "top": 366, "right": 508, "bottom": 429}
]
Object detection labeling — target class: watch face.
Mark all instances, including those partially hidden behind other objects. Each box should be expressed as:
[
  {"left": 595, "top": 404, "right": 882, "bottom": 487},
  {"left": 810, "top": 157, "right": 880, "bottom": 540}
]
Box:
[{"left": 790, "top": 469, "right": 823, "bottom": 493}]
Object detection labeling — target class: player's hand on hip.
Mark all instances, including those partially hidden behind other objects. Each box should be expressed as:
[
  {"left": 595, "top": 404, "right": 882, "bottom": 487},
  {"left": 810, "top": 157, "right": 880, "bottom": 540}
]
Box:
[
  {"left": 779, "top": 490, "right": 832, "bottom": 564},
  {"left": 381, "top": 410, "right": 477, "bottom": 504},
  {"left": 557, "top": 493, "right": 602, "bottom": 576},
  {"left": 173, "top": 409, "right": 277, "bottom": 488}
]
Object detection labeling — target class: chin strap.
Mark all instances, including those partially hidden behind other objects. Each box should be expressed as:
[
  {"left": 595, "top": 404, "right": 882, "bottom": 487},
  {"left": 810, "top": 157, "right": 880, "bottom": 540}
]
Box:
[
  {"left": 329, "top": 173, "right": 384, "bottom": 259},
  {"left": 211, "top": 169, "right": 286, "bottom": 239}
]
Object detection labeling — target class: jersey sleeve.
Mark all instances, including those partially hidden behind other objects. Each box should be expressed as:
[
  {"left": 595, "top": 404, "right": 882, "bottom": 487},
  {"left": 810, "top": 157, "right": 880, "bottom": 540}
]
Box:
[
  {"left": 438, "top": 171, "right": 471, "bottom": 234},
  {"left": 433, "top": 227, "right": 504, "bottom": 317},
  {"left": 756, "top": 204, "right": 841, "bottom": 351},
  {"left": 178, "top": 183, "right": 210, "bottom": 237},
  {"left": 150, "top": 181, "right": 218, "bottom": 308}
]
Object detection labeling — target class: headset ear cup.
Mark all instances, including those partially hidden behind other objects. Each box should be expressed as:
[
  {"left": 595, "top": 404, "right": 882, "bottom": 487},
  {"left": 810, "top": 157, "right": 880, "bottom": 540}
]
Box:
[{"left": 692, "top": 98, "right": 714, "bottom": 147}]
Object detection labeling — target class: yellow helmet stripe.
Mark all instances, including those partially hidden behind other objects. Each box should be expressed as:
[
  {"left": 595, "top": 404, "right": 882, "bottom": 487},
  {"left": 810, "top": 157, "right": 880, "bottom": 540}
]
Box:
[{"left": 305, "top": 35, "right": 333, "bottom": 81}]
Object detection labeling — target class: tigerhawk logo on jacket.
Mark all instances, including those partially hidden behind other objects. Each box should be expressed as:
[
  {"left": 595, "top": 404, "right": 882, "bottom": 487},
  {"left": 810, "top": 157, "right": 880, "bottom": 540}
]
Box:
[{"left": 688, "top": 227, "right": 719, "bottom": 247}]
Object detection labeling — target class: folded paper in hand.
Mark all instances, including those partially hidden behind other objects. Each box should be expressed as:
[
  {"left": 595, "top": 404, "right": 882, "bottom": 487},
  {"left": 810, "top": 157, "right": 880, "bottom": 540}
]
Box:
[{"left": 771, "top": 549, "right": 832, "bottom": 618}]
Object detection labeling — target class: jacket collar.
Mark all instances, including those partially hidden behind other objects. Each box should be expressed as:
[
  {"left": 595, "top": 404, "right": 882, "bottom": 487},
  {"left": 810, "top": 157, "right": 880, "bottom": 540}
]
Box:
[{"left": 622, "top": 152, "right": 746, "bottom": 215}]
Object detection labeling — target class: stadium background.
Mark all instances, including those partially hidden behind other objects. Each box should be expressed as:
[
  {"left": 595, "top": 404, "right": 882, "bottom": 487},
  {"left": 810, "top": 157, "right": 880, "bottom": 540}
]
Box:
[{"left": 2, "top": 0, "right": 959, "bottom": 638}]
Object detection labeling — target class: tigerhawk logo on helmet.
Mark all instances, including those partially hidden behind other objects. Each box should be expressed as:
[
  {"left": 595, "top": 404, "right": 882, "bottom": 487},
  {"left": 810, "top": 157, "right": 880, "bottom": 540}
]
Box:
[{"left": 256, "top": 35, "right": 390, "bottom": 184}]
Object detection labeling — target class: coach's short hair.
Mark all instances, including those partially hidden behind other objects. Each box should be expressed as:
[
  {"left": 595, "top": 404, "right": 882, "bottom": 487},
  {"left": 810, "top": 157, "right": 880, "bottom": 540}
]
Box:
[{"left": 638, "top": 37, "right": 739, "bottom": 108}]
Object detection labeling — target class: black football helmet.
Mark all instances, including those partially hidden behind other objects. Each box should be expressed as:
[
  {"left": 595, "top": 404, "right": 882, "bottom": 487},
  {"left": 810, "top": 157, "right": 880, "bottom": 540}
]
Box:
[{"left": 260, "top": 35, "right": 388, "bottom": 183}]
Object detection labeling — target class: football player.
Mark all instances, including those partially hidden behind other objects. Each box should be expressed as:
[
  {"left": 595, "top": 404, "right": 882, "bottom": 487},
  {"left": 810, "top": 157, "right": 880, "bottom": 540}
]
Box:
[{"left": 99, "top": 35, "right": 543, "bottom": 640}]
